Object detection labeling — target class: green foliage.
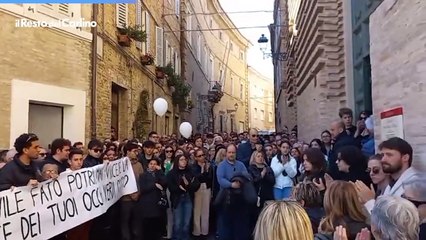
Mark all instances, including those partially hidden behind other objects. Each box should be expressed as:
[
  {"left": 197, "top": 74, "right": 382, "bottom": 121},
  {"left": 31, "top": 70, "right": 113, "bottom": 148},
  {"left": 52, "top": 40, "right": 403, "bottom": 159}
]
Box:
[
  {"left": 118, "top": 25, "right": 147, "bottom": 42},
  {"left": 133, "top": 90, "right": 150, "bottom": 140}
]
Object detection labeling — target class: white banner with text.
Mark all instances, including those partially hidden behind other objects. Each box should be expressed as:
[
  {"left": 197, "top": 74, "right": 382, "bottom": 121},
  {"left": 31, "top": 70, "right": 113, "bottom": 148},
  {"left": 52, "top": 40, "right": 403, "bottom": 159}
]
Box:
[{"left": 0, "top": 157, "right": 137, "bottom": 240}]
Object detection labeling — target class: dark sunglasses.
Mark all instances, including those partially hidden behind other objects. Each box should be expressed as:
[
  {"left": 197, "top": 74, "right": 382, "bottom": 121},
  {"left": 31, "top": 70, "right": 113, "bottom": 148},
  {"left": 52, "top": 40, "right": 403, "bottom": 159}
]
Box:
[
  {"left": 92, "top": 148, "right": 103, "bottom": 153},
  {"left": 252, "top": 134, "right": 258, "bottom": 137},
  {"left": 197, "top": 154, "right": 205, "bottom": 158},
  {"left": 401, "top": 195, "right": 426, "bottom": 208},
  {"left": 165, "top": 150, "right": 174, "bottom": 153},
  {"left": 366, "top": 167, "right": 380, "bottom": 175},
  {"left": 39, "top": 153, "right": 46, "bottom": 157}
]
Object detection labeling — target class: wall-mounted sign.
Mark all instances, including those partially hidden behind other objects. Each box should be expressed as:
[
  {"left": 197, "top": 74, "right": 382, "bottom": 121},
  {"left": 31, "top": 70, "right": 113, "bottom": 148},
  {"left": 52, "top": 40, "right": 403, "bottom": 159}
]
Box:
[{"left": 380, "top": 107, "right": 404, "bottom": 141}]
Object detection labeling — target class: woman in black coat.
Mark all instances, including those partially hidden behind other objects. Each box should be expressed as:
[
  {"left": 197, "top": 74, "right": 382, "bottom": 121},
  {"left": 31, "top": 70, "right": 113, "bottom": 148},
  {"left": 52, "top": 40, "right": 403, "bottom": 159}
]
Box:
[
  {"left": 248, "top": 151, "right": 275, "bottom": 235},
  {"left": 138, "top": 158, "right": 167, "bottom": 240},
  {"left": 167, "top": 154, "right": 200, "bottom": 240}
]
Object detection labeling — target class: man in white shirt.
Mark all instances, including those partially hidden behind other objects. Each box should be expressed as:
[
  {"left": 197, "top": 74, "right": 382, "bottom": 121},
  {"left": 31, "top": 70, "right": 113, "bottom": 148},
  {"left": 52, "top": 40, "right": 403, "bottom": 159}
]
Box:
[{"left": 355, "top": 137, "right": 418, "bottom": 212}]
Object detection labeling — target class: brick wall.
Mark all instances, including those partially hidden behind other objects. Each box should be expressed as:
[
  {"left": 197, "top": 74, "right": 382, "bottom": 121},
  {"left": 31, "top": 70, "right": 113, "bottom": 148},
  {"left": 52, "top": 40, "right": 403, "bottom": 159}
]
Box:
[
  {"left": 370, "top": 0, "right": 426, "bottom": 170},
  {"left": 0, "top": 12, "right": 91, "bottom": 148}
]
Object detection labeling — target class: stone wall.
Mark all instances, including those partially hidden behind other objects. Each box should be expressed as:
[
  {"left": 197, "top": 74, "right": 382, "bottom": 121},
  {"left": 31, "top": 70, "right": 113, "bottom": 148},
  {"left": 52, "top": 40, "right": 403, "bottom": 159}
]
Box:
[
  {"left": 291, "top": 0, "right": 347, "bottom": 141},
  {"left": 0, "top": 10, "right": 91, "bottom": 148},
  {"left": 370, "top": 0, "right": 426, "bottom": 170}
]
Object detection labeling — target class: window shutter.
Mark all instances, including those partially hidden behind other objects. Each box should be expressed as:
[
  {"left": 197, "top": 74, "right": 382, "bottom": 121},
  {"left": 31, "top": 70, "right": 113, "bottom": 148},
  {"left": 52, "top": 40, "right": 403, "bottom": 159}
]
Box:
[
  {"left": 174, "top": 53, "right": 179, "bottom": 74},
  {"left": 156, "top": 27, "right": 164, "bottom": 66},
  {"left": 186, "top": 9, "right": 192, "bottom": 45},
  {"left": 210, "top": 55, "right": 214, "bottom": 81},
  {"left": 136, "top": 1, "right": 142, "bottom": 49},
  {"left": 175, "top": 0, "right": 180, "bottom": 16},
  {"left": 116, "top": 4, "right": 128, "bottom": 28},
  {"left": 58, "top": 4, "right": 69, "bottom": 16},
  {"left": 165, "top": 41, "right": 170, "bottom": 65},
  {"left": 146, "top": 13, "right": 151, "bottom": 53}
]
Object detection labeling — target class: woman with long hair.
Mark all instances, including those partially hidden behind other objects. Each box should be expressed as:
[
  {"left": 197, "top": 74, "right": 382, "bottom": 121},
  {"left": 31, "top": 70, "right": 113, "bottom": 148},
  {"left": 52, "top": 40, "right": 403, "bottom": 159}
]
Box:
[
  {"left": 161, "top": 145, "right": 175, "bottom": 239},
  {"left": 336, "top": 146, "right": 372, "bottom": 185},
  {"left": 167, "top": 154, "right": 200, "bottom": 240},
  {"left": 254, "top": 201, "right": 313, "bottom": 240},
  {"left": 316, "top": 181, "right": 370, "bottom": 240},
  {"left": 300, "top": 148, "right": 327, "bottom": 183},
  {"left": 367, "top": 153, "right": 389, "bottom": 197},
  {"left": 320, "top": 131, "right": 332, "bottom": 156},
  {"left": 248, "top": 151, "right": 275, "bottom": 233},
  {"left": 271, "top": 141, "right": 298, "bottom": 200}
]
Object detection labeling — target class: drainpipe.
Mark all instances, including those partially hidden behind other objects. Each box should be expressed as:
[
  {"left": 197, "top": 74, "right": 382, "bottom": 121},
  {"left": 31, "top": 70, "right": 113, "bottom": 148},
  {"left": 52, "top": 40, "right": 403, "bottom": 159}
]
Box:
[{"left": 90, "top": 4, "right": 98, "bottom": 139}]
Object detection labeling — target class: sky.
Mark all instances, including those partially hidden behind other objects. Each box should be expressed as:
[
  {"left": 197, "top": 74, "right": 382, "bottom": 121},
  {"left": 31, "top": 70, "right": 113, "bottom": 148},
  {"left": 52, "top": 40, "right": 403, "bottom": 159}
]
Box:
[{"left": 219, "top": 0, "right": 275, "bottom": 80}]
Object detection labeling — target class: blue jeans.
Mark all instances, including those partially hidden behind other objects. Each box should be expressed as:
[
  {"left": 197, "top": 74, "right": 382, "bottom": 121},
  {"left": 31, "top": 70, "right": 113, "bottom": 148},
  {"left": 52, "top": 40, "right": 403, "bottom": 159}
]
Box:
[
  {"left": 172, "top": 194, "right": 193, "bottom": 240},
  {"left": 273, "top": 187, "right": 293, "bottom": 200}
]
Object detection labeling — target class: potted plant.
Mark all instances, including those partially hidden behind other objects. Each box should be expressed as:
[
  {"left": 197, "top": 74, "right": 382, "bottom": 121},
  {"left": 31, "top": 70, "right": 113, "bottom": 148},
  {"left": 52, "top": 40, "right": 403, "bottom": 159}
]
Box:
[
  {"left": 117, "top": 25, "right": 147, "bottom": 47},
  {"left": 156, "top": 67, "right": 166, "bottom": 79},
  {"left": 141, "top": 53, "right": 155, "bottom": 65},
  {"left": 187, "top": 99, "right": 194, "bottom": 110}
]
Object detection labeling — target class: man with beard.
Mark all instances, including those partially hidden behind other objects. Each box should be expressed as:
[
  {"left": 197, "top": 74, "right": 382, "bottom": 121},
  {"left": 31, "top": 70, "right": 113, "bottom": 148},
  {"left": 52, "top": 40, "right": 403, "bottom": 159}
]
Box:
[{"left": 355, "top": 137, "right": 418, "bottom": 213}]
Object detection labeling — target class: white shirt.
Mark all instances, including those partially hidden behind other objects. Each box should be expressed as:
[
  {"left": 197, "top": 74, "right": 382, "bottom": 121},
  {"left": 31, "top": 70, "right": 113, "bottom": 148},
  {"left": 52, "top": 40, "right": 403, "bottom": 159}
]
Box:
[{"left": 271, "top": 155, "right": 297, "bottom": 189}]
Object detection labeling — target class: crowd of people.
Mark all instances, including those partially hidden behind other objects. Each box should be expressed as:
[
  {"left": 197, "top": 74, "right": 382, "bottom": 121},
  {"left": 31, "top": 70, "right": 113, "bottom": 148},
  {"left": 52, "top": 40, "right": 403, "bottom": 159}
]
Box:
[{"left": 0, "top": 107, "right": 425, "bottom": 240}]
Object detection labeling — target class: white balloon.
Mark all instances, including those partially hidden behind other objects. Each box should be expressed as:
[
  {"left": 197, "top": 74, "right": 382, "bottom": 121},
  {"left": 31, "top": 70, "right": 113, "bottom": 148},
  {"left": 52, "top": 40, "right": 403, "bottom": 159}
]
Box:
[
  {"left": 153, "top": 98, "right": 168, "bottom": 117},
  {"left": 179, "top": 122, "right": 193, "bottom": 138}
]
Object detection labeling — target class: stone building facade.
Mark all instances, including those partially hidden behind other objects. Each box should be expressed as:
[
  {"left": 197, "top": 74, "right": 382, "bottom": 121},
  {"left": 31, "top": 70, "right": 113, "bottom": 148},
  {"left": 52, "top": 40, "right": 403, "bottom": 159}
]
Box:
[
  {"left": 370, "top": 0, "right": 426, "bottom": 170},
  {"left": 0, "top": 4, "right": 92, "bottom": 148},
  {"left": 95, "top": 1, "right": 181, "bottom": 141},
  {"left": 248, "top": 67, "right": 275, "bottom": 132},
  {"left": 183, "top": 0, "right": 250, "bottom": 134},
  {"left": 273, "top": 0, "right": 351, "bottom": 141}
]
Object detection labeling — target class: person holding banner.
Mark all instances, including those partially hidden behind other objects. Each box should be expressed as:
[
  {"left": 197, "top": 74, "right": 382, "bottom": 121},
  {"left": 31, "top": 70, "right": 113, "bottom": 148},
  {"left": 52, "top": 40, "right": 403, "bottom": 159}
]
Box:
[
  {"left": 138, "top": 158, "right": 168, "bottom": 240},
  {"left": 120, "top": 141, "right": 144, "bottom": 240},
  {"left": 0, "top": 133, "right": 43, "bottom": 191}
]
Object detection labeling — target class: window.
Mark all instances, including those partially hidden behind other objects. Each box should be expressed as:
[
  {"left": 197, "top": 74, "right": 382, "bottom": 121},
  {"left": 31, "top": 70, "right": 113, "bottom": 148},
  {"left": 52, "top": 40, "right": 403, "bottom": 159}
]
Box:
[
  {"left": 166, "top": 41, "right": 171, "bottom": 64},
  {"left": 231, "top": 77, "right": 234, "bottom": 96},
  {"left": 197, "top": 33, "right": 202, "bottom": 61},
  {"left": 229, "top": 42, "right": 233, "bottom": 51},
  {"left": 175, "top": 0, "right": 180, "bottom": 16},
  {"left": 260, "top": 110, "right": 265, "bottom": 120},
  {"left": 116, "top": 4, "right": 128, "bottom": 28},
  {"left": 269, "top": 112, "right": 273, "bottom": 122},
  {"left": 203, "top": 47, "right": 208, "bottom": 72},
  {"left": 136, "top": 1, "right": 142, "bottom": 49},
  {"left": 240, "top": 83, "right": 244, "bottom": 99},
  {"left": 254, "top": 108, "right": 258, "bottom": 119},
  {"left": 219, "top": 31, "right": 223, "bottom": 40},
  {"left": 186, "top": 9, "right": 192, "bottom": 45},
  {"left": 219, "top": 64, "right": 224, "bottom": 82},
  {"left": 209, "top": 18, "right": 213, "bottom": 28},
  {"left": 155, "top": 27, "right": 164, "bottom": 66},
  {"left": 173, "top": 51, "right": 180, "bottom": 74},
  {"left": 209, "top": 55, "right": 214, "bottom": 81},
  {"left": 142, "top": 11, "right": 151, "bottom": 54},
  {"left": 239, "top": 51, "right": 244, "bottom": 60},
  {"left": 37, "top": 4, "right": 73, "bottom": 19}
]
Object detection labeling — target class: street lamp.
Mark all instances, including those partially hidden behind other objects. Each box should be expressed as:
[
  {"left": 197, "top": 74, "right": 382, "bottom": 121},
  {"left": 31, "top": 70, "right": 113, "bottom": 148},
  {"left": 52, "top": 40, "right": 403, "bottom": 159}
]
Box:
[{"left": 257, "top": 34, "right": 288, "bottom": 61}]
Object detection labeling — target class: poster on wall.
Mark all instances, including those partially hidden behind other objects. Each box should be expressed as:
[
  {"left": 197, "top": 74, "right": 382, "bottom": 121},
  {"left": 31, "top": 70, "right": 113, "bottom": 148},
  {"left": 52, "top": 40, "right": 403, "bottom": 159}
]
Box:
[{"left": 380, "top": 107, "right": 404, "bottom": 141}]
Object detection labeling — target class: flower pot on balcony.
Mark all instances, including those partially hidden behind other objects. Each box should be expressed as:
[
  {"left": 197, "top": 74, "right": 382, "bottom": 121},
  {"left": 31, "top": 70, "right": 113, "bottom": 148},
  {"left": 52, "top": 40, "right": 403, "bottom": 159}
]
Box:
[
  {"left": 118, "top": 34, "right": 131, "bottom": 47},
  {"left": 140, "top": 55, "right": 153, "bottom": 65},
  {"left": 156, "top": 69, "right": 166, "bottom": 79}
]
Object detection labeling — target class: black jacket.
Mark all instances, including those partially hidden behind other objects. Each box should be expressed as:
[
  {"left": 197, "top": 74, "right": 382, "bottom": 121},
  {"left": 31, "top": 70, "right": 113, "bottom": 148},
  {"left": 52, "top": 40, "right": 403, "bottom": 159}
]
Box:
[
  {"left": 83, "top": 154, "right": 101, "bottom": 168},
  {"left": 214, "top": 173, "right": 256, "bottom": 207},
  {"left": 328, "top": 132, "right": 357, "bottom": 179},
  {"left": 248, "top": 164, "right": 275, "bottom": 205},
  {"left": 167, "top": 167, "right": 200, "bottom": 208},
  {"left": 138, "top": 170, "right": 167, "bottom": 218},
  {"left": 40, "top": 155, "right": 69, "bottom": 174},
  {"left": 191, "top": 163, "right": 213, "bottom": 189},
  {"left": 0, "top": 155, "right": 43, "bottom": 191}
]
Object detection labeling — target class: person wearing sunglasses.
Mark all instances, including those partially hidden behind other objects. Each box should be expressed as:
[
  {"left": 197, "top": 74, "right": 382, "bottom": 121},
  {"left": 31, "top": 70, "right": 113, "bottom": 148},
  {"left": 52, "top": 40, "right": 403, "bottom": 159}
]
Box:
[
  {"left": 83, "top": 139, "right": 104, "bottom": 168},
  {"left": 236, "top": 128, "right": 259, "bottom": 168},
  {"left": 402, "top": 174, "right": 426, "bottom": 240},
  {"left": 366, "top": 154, "right": 390, "bottom": 198},
  {"left": 0, "top": 133, "right": 43, "bottom": 191},
  {"left": 37, "top": 147, "right": 48, "bottom": 161}
]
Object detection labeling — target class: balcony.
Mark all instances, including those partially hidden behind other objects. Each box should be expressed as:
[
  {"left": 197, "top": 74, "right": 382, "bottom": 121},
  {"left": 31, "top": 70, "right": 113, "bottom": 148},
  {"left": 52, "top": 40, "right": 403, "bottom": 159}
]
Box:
[{"left": 208, "top": 82, "right": 224, "bottom": 103}]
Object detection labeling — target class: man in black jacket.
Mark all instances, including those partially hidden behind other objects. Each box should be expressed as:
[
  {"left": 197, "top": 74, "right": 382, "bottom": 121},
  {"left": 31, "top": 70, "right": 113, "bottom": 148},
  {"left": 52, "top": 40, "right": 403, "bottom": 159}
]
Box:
[
  {"left": 0, "top": 133, "right": 43, "bottom": 191},
  {"left": 328, "top": 121, "right": 357, "bottom": 180},
  {"left": 40, "top": 138, "right": 71, "bottom": 174}
]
